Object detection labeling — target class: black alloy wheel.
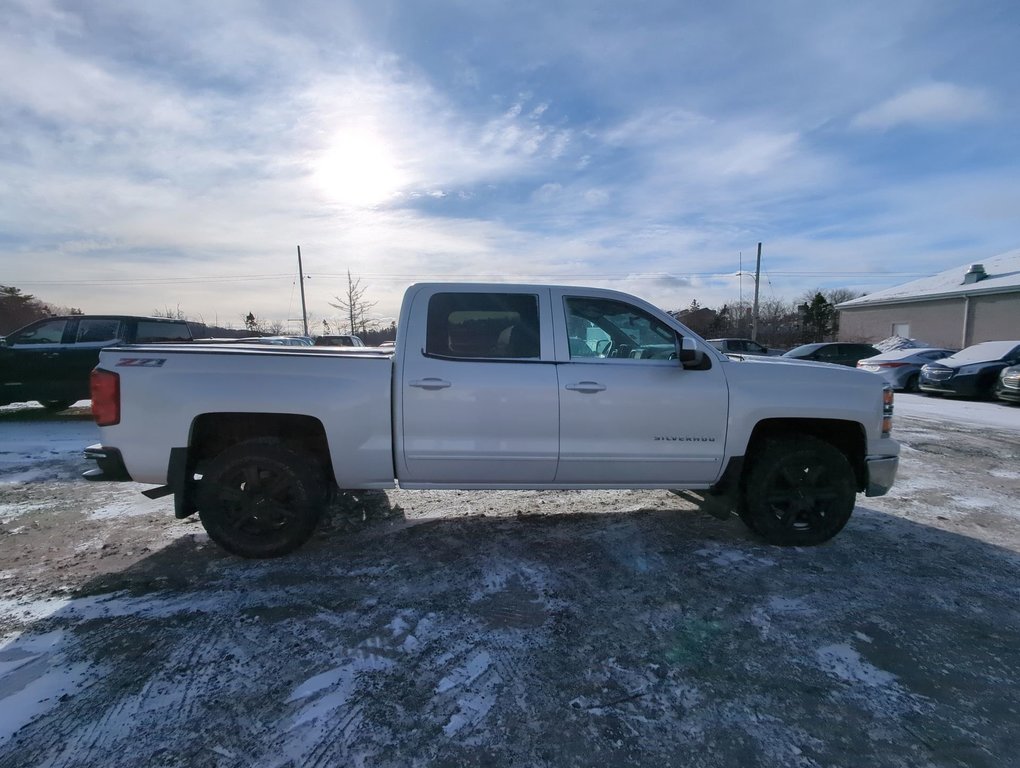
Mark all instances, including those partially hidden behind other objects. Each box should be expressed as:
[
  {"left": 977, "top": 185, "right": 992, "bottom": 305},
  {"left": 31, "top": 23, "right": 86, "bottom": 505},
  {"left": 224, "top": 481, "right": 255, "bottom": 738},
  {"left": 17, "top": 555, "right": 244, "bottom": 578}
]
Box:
[
  {"left": 739, "top": 435, "right": 857, "bottom": 546},
  {"left": 197, "top": 439, "right": 325, "bottom": 558}
]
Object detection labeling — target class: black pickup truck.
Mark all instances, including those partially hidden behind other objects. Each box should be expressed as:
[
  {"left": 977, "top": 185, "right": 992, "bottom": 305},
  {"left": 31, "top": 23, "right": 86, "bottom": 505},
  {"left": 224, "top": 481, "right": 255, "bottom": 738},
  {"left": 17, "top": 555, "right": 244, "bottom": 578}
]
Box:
[{"left": 0, "top": 315, "right": 193, "bottom": 411}]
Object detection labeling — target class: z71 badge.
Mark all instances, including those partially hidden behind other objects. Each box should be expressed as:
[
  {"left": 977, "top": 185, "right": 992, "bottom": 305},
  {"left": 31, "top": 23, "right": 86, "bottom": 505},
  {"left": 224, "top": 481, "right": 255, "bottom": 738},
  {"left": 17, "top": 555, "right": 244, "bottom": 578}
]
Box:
[{"left": 116, "top": 358, "right": 166, "bottom": 367}]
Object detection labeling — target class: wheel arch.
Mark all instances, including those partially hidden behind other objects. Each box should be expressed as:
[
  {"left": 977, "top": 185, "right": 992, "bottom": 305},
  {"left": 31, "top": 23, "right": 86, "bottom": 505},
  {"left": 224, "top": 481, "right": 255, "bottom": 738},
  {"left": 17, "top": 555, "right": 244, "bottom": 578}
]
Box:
[
  {"left": 743, "top": 417, "right": 867, "bottom": 492},
  {"left": 172, "top": 412, "right": 334, "bottom": 519}
]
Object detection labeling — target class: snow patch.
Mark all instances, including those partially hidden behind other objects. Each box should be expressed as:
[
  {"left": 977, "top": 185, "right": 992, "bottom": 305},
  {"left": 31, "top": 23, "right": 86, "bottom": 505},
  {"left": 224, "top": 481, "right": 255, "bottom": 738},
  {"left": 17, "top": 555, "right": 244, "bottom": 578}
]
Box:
[
  {"left": 0, "top": 629, "right": 98, "bottom": 745},
  {"left": 435, "top": 651, "right": 492, "bottom": 695},
  {"left": 815, "top": 644, "right": 896, "bottom": 687},
  {"left": 88, "top": 497, "right": 158, "bottom": 520}
]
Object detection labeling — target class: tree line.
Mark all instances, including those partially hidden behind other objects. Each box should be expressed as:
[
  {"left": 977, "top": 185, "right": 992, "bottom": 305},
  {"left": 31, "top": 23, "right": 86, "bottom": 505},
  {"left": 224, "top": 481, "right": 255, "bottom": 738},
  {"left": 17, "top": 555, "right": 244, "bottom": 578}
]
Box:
[
  {"left": 670, "top": 288, "right": 864, "bottom": 350},
  {"left": 0, "top": 286, "right": 81, "bottom": 335}
]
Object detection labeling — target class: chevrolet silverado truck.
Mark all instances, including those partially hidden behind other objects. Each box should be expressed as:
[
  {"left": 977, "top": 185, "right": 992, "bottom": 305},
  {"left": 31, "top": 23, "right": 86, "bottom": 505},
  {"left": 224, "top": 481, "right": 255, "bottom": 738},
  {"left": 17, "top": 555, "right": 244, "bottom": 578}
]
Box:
[{"left": 85, "top": 283, "right": 900, "bottom": 558}]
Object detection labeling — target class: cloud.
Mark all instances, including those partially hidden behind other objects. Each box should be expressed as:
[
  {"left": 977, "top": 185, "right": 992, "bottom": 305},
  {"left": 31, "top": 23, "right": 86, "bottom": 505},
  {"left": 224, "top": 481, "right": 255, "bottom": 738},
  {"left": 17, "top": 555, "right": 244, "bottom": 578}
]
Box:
[
  {"left": 1, "top": 2, "right": 1017, "bottom": 330},
  {"left": 852, "top": 82, "right": 993, "bottom": 130}
]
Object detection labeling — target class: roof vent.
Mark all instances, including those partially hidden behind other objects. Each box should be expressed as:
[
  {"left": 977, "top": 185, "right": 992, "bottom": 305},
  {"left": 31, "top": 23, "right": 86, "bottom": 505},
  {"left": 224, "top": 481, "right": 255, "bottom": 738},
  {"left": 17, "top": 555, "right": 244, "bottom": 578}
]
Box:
[{"left": 962, "top": 264, "right": 987, "bottom": 285}]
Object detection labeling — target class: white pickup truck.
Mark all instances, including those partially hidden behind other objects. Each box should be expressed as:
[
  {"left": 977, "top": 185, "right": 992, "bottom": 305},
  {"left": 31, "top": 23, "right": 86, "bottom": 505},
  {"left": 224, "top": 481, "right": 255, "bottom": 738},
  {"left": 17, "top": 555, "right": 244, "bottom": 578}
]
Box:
[{"left": 86, "top": 283, "right": 899, "bottom": 558}]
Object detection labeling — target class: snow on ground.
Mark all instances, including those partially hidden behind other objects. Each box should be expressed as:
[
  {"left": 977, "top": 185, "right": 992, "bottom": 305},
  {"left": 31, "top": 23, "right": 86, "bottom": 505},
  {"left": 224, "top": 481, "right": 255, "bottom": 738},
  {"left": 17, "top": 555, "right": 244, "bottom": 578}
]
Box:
[
  {"left": 0, "top": 402, "right": 96, "bottom": 471},
  {"left": 894, "top": 392, "right": 1020, "bottom": 431},
  {"left": 0, "top": 398, "right": 1019, "bottom": 766}
]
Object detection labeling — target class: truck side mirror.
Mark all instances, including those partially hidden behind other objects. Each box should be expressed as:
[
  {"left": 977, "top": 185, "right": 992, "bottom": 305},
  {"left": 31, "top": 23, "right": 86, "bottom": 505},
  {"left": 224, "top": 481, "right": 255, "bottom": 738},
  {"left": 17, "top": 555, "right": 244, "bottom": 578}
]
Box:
[{"left": 678, "top": 336, "right": 704, "bottom": 367}]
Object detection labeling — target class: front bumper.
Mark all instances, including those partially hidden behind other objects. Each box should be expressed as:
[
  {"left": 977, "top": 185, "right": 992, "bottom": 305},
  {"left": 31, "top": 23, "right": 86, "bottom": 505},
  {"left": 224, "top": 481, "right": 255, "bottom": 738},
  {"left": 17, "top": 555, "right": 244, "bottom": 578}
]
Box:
[
  {"left": 865, "top": 455, "right": 899, "bottom": 497},
  {"left": 83, "top": 443, "right": 132, "bottom": 481},
  {"left": 918, "top": 372, "right": 984, "bottom": 397},
  {"left": 996, "top": 383, "right": 1020, "bottom": 403}
]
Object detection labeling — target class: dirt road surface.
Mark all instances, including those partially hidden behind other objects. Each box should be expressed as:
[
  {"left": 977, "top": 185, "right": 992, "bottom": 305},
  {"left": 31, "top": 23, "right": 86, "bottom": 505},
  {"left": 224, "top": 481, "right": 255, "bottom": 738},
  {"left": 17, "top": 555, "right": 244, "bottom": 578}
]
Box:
[{"left": 1, "top": 397, "right": 1019, "bottom": 767}]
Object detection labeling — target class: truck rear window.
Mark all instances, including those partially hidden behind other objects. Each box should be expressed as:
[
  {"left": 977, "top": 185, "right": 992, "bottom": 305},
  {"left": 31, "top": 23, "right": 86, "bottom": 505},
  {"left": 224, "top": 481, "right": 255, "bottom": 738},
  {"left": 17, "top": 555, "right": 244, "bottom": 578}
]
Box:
[
  {"left": 136, "top": 321, "right": 191, "bottom": 342},
  {"left": 426, "top": 293, "right": 540, "bottom": 359}
]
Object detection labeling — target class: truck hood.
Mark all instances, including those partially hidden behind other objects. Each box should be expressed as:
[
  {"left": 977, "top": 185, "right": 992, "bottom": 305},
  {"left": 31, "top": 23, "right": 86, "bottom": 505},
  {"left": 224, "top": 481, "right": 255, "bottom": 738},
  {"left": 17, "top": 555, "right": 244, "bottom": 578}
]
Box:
[{"left": 722, "top": 354, "right": 849, "bottom": 371}]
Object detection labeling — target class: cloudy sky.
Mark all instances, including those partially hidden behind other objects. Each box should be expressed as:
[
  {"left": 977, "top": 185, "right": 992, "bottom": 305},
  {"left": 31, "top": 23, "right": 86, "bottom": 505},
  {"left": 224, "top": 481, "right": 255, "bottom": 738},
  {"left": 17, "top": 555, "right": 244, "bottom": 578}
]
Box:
[{"left": 2, "top": 0, "right": 1018, "bottom": 331}]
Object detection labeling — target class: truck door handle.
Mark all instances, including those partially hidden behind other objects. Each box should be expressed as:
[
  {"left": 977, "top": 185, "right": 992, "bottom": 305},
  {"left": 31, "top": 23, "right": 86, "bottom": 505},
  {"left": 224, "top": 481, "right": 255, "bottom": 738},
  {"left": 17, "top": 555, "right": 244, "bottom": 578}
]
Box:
[
  {"left": 409, "top": 378, "right": 452, "bottom": 390},
  {"left": 565, "top": 381, "right": 606, "bottom": 393}
]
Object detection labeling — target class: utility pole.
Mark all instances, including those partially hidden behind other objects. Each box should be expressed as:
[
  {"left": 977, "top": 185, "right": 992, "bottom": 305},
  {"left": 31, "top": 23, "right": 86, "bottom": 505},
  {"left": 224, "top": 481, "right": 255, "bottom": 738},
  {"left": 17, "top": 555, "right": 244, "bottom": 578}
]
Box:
[
  {"left": 751, "top": 242, "right": 762, "bottom": 342},
  {"left": 296, "top": 245, "right": 309, "bottom": 336}
]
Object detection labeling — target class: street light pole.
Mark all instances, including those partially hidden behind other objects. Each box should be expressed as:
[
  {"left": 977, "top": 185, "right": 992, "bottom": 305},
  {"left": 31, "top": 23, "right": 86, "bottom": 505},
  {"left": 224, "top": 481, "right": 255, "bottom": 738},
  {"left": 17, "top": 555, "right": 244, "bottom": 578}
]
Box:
[
  {"left": 751, "top": 242, "right": 762, "bottom": 342},
  {"left": 296, "top": 245, "right": 309, "bottom": 336}
]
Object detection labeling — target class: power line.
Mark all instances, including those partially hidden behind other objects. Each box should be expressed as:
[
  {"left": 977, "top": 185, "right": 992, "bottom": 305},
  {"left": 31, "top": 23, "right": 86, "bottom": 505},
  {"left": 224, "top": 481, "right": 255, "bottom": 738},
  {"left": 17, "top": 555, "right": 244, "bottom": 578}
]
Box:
[{"left": 9, "top": 270, "right": 931, "bottom": 288}]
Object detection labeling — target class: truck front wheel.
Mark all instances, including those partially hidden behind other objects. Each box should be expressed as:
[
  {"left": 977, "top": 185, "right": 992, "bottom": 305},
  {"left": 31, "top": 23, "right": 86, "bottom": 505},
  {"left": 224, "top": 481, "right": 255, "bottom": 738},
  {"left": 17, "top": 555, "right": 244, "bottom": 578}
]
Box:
[
  {"left": 196, "top": 439, "right": 325, "bottom": 558},
  {"left": 739, "top": 436, "right": 856, "bottom": 546}
]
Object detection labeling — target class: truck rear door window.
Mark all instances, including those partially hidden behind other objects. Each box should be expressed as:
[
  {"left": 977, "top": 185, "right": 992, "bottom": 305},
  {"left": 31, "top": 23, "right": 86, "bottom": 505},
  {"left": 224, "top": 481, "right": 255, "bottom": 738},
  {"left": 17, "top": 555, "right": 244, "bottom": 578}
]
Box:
[
  {"left": 76, "top": 318, "right": 122, "bottom": 343},
  {"left": 426, "top": 293, "right": 540, "bottom": 359}
]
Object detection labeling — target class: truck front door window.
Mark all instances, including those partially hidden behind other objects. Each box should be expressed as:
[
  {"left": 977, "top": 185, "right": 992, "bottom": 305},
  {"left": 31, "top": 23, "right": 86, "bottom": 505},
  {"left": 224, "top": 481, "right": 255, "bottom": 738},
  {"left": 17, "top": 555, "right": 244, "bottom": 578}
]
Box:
[
  {"left": 12, "top": 319, "right": 68, "bottom": 345},
  {"left": 564, "top": 297, "right": 676, "bottom": 361}
]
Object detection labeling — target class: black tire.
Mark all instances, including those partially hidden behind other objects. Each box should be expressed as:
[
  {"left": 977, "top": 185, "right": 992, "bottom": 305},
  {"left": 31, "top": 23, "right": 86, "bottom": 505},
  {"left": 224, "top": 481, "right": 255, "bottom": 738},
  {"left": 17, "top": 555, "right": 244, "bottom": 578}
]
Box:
[
  {"left": 196, "top": 439, "right": 326, "bottom": 558},
  {"left": 739, "top": 435, "right": 857, "bottom": 546},
  {"left": 904, "top": 373, "right": 920, "bottom": 393},
  {"left": 41, "top": 399, "right": 75, "bottom": 412}
]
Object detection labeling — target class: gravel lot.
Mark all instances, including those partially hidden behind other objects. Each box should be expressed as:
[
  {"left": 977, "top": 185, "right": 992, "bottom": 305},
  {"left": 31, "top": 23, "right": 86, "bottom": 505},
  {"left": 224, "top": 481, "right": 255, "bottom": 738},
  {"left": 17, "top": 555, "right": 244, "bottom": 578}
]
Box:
[{"left": 1, "top": 397, "right": 1019, "bottom": 767}]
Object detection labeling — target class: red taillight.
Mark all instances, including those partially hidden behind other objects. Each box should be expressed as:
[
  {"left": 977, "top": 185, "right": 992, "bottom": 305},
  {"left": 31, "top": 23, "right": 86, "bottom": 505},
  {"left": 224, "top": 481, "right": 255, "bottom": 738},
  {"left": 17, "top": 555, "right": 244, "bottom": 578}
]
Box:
[
  {"left": 877, "top": 362, "right": 909, "bottom": 368},
  {"left": 90, "top": 369, "right": 120, "bottom": 426}
]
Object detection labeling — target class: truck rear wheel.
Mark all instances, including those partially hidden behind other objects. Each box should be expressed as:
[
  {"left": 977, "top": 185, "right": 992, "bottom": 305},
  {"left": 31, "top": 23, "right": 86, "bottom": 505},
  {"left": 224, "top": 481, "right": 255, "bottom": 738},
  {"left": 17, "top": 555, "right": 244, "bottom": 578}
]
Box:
[
  {"left": 196, "top": 439, "right": 325, "bottom": 558},
  {"left": 740, "top": 436, "right": 856, "bottom": 546}
]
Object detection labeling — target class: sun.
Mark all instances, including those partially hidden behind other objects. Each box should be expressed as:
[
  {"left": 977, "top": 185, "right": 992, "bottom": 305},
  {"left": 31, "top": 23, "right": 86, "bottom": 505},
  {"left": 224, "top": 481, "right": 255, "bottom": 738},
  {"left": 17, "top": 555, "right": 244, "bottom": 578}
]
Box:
[{"left": 312, "top": 127, "right": 408, "bottom": 207}]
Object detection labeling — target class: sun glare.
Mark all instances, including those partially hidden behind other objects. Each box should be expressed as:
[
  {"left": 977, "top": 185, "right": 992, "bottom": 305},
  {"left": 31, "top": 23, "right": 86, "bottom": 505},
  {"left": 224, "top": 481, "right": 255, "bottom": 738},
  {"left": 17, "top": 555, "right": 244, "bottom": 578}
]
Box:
[{"left": 313, "top": 127, "right": 408, "bottom": 207}]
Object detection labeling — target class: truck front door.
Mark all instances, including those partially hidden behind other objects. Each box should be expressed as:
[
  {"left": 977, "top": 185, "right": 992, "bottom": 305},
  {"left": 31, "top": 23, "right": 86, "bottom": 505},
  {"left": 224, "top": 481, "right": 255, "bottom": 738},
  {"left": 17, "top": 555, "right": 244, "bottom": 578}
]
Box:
[
  {"left": 554, "top": 293, "right": 729, "bottom": 485},
  {"left": 0, "top": 318, "right": 73, "bottom": 404},
  {"left": 398, "top": 289, "right": 559, "bottom": 485}
]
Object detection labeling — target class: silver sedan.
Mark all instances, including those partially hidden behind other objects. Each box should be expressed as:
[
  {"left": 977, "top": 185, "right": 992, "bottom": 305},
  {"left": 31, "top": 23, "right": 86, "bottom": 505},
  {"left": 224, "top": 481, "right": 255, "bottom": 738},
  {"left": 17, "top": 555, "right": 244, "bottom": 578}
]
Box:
[{"left": 857, "top": 347, "right": 955, "bottom": 391}]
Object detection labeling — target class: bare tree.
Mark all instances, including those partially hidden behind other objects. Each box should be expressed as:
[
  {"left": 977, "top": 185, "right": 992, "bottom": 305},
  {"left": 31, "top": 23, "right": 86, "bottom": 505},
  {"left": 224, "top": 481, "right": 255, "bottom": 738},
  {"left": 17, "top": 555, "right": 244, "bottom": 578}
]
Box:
[
  {"left": 329, "top": 271, "right": 377, "bottom": 334},
  {"left": 152, "top": 305, "right": 186, "bottom": 320},
  {"left": 825, "top": 287, "right": 865, "bottom": 306}
]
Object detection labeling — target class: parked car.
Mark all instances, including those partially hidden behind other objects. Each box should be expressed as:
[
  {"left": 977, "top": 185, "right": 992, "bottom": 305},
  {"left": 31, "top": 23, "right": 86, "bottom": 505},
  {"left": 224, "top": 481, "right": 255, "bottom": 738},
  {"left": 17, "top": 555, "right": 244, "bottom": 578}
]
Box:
[
  {"left": 995, "top": 365, "right": 1020, "bottom": 404},
  {"left": 707, "top": 338, "right": 784, "bottom": 356},
  {"left": 0, "top": 315, "right": 193, "bottom": 411},
  {"left": 314, "top": 334, "right": 365, "bottom": 347},
  {"left": 919, "top": 341, "right": 1020, "bottom": 398},
  {"left": 782, "top": 342, "right": 880, "bottom": 367},
  {"left": 856, "top": 348, "right": 956, "bottom": 392}
]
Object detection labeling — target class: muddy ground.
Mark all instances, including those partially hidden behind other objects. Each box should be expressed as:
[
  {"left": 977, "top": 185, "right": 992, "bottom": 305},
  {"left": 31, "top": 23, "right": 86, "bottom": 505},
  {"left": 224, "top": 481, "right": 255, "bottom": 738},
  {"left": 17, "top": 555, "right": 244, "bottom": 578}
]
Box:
[{"left": 1, "top": 399, "right": 1019, "bottom": 767}]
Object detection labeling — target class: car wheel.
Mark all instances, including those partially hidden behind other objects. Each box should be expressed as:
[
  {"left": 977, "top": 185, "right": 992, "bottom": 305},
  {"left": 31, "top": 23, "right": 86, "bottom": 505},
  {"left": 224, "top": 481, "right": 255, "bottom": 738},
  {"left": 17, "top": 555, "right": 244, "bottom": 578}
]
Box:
[
  {"left": 197, "top": 439, "right": 325, "bottom": 558},
  {"left": 740, "top": 436, "right": 856, "bottom": 546},
  {"left": 904, "top": 373, "right": 920, "bottom": 393},
  {"left": 41, "top": 399, "right": 76, "bottom": 412}
]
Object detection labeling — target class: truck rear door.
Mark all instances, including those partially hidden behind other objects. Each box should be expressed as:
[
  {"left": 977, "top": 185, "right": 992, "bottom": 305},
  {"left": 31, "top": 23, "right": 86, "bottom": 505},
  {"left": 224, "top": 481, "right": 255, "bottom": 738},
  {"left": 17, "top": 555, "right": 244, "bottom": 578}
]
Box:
[{"left": 396, "top": 288, "right": 559, "bottom": 485}]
